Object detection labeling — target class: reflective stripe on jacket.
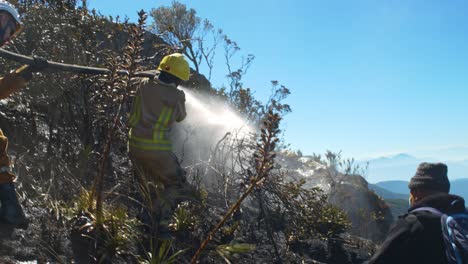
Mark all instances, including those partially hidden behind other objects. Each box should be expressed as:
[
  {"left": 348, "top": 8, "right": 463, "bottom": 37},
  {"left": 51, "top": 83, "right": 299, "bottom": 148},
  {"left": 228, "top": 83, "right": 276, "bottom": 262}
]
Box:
[
  {"left": 0, "top": 129, "right": 15, "bottom": 184},
  {"left": 129, "top": 71, "right": 186, "bottom": 151}
]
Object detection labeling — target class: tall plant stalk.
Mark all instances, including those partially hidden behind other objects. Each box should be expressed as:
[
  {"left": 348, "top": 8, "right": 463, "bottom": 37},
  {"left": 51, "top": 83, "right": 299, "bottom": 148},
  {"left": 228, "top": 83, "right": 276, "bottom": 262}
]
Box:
[{"left": 89, "top": 10, "right": 147, "bottom": 222}]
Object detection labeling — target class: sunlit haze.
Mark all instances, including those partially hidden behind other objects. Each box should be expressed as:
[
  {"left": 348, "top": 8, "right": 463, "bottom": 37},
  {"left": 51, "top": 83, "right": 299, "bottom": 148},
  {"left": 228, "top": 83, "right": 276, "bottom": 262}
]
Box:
[{"left": 89, "top": 0, "right": 468, "bottom": 162}]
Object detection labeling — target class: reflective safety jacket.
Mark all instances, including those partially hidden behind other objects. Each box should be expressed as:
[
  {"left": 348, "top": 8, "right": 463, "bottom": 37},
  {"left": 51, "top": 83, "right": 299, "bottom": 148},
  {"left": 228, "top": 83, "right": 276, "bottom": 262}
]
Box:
[
  {"left": 129, "top": 73, "right": 186, "bottom": 151},
  {"left": 0, "top": 65, "right": 30, "bottom": 183}
]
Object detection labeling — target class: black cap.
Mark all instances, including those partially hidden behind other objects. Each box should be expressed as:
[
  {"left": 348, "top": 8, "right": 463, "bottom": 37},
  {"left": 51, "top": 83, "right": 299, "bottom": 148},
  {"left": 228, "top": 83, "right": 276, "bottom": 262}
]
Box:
[{"left": 408, "top": 162, "right": 450, "bottom": 193}]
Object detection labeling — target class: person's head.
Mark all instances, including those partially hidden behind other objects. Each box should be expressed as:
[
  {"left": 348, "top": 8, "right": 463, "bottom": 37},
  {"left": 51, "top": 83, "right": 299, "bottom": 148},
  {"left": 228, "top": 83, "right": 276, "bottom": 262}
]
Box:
[
  {"left": 157, "top": 53, "right": 190, "bottom": 86},
  {"left": 0, "top": 1, "right": 22, "bottom": 47},
  {"left": 408, "top": 162, "right": 450, "bottom": 205}
]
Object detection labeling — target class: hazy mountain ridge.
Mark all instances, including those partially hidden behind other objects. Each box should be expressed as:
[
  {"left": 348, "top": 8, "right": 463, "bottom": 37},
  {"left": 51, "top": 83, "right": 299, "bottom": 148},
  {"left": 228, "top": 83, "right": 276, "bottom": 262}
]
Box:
[
  {"left": 368, "top": 178, "right": 468, "bottom": 221},
  {"left": 368, "top": 183, "right": 407, "bottom": 200},
  {"left": 373, "top": 179, "right": 468, "bottom": 202},
  {"left": 362, "top": 153, "right": 468, "bottom": 183}
]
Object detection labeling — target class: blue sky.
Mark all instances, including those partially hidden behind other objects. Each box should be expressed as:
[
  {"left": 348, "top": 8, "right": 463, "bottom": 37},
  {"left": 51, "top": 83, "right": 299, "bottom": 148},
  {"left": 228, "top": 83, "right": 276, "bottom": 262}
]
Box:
[{"left": 89, "top": 0, "right": 468, "bottom": 161}]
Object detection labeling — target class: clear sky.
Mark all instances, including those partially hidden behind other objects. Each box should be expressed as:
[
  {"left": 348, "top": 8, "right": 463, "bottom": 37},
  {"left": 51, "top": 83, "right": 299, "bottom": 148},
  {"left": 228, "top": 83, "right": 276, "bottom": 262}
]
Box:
[{"left": 88, "top": 0, "right": 468, "bottom": 161}]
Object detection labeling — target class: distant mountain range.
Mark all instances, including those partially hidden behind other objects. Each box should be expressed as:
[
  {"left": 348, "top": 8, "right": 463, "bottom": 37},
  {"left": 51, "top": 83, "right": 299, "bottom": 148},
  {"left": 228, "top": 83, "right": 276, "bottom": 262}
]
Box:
[
  {"left": 368, "top": 179, "right": 468, "bottom": 220},
  {"left": 369, "top": 179, "right": 468, "bottom": 202},
  {"left": 368, "top": 183, "right": 407, "bottom": 200},
  {"left": 373, "top": 180, "right": 409, "bottom": 195},
  {"left": 361, "top": 153, "right": 468, "bottom": 183}
]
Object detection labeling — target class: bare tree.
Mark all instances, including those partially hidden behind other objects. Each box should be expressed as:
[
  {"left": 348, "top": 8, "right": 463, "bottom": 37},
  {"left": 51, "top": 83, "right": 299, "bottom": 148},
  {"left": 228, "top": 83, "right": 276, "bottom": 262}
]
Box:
[{"left": 150, "top": 1, "right": 222, "bottom": 78}]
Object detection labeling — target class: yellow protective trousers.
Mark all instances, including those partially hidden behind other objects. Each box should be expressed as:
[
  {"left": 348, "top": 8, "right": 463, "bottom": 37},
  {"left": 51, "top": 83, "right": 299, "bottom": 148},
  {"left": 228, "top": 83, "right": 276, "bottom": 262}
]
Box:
[{"left": 129, "top": 147, "right": 189, "bottom": 227}]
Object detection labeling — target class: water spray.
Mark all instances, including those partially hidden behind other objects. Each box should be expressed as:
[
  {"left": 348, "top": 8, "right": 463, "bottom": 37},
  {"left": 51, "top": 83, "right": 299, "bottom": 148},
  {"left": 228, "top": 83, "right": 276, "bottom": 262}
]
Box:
[
  {"left": 180, "top": 87, "right": 253, "bottom": 139},
  {"left": 173, "top": 87, "right": 255, "bottom": 187}
]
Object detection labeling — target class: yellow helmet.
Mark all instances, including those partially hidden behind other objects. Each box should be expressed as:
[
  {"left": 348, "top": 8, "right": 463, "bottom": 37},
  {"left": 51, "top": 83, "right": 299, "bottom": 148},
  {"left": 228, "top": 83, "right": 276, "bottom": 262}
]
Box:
[{"left": 157, "top": 53, "right": 190, "bottom": 81}]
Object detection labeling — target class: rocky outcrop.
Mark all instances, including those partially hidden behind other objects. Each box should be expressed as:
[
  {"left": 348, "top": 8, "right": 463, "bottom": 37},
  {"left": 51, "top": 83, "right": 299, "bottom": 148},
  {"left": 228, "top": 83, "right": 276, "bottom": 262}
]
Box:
[
  {"left": 331, "top": 175, "right": 393, "bottom": 242},
  {"left": 277, "top": 151, "right": 394, "bottom": 242}
]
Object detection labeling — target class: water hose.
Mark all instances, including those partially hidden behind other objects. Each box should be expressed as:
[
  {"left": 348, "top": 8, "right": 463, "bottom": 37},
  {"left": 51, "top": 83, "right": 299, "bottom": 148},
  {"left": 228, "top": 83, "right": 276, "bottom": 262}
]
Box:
[{"left": 0, "top": 48, "right": 156, "bottom": 78}]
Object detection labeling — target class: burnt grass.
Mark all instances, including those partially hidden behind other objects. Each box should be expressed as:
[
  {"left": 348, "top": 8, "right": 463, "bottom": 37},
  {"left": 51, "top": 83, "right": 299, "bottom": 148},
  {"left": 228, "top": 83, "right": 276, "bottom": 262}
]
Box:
[{"left": 0, "top": 198, "right": 376, "bottom": 263}]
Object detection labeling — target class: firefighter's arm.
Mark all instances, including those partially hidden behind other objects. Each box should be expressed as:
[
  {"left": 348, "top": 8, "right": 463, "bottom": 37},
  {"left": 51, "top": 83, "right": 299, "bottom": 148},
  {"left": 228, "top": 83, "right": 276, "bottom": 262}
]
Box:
[
  {"left": 0, "top": 56, "right": 48, "bottom": 99},
  {"left": 0, "top": 65, "right": 30, "bottom": 99},
  {"left": 175, "top": 90, "right": 187, "bottom": 122}
]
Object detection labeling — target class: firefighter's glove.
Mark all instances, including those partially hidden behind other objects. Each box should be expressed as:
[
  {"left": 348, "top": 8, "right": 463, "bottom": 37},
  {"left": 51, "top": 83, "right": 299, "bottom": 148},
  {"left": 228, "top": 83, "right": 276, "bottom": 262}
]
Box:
[{"left": 29, "top": 55, "right": 48, "bottom": 72}]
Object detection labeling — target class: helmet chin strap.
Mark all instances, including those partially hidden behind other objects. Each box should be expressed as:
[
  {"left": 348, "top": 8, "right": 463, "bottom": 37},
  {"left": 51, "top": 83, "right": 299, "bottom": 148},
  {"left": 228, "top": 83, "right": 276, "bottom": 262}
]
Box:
[
  {"left": 0, "top": 16, "right": 16, "bottom": 46},
  {"left": 0, "top": 29, "right": 7, "bottom": 46},
  {"left": 158, "top": 70, "right": 180, "bottom": 86}
]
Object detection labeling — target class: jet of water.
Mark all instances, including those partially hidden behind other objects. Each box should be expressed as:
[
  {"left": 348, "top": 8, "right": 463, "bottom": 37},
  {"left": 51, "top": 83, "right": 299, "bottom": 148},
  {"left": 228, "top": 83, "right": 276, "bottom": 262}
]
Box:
[{"left": 180, "top": 87, "right": 253, "bottom": 139}]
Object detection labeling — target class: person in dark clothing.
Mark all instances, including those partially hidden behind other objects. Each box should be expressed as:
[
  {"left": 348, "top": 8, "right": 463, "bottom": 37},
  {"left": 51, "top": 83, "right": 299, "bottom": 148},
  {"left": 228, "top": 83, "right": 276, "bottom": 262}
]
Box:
[{"left": 367, "top": 162, "right": 466, "bottom": 264}]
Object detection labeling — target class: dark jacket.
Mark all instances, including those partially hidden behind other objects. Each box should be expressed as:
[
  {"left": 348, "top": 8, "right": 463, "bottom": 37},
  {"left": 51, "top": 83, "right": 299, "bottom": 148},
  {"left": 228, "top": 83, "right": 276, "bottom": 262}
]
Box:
[{"left": 367, "top": 193, "right": 466, "bottom": 264}]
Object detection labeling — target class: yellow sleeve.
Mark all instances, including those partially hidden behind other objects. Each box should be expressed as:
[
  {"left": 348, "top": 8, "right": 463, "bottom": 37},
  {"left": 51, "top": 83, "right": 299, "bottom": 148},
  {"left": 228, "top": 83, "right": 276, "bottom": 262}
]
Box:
[{"left": 0, "top": 65, "right": 29, "bottom": 99}]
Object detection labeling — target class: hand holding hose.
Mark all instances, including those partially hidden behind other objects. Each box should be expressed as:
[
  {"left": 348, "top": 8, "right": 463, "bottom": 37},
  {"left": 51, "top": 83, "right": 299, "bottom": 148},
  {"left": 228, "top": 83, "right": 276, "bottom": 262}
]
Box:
[
  {"left": 19, "top": 55, "right": 49, "bottom": 81},
  {"left": 28, "top": 55, "right": 48, "bottom": 72},
  {"left": 0, "top": 48, "right": 156, "bottom": 78}
]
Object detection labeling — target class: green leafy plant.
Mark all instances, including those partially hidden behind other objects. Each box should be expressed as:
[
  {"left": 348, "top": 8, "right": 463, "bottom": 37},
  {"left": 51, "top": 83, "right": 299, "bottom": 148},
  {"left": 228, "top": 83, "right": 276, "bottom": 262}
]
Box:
[
  {"left": 170, "top": 201, "right": 197, "bottom": 232},
  {"left": 70, "top": 189, "right": 139, "bottom": 260},
  {"left": 215, "top": 243, "right": 256, "bottom": 264},
  {"left": 138, "top": 240, "right": 187, "bottom": 264}
]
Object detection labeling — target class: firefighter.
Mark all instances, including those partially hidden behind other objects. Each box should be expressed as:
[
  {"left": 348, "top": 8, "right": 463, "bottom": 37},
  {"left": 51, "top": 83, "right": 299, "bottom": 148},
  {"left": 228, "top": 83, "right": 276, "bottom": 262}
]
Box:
[
  {"left": 0, "top": 0, "right": 47, "bottom": 229},
  {"left": 129, "top": 53, "right": 195, "bottom": 238}
]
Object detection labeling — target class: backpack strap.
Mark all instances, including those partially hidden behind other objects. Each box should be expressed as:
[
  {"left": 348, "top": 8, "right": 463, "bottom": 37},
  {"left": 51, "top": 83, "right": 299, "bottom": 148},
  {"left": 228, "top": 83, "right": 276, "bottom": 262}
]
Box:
[
  {"left": 410, "top": 206, "right": 444, "bottom": 216},
  {"left": 412, "top": 207, "right": 468, "bottom": 264}
]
